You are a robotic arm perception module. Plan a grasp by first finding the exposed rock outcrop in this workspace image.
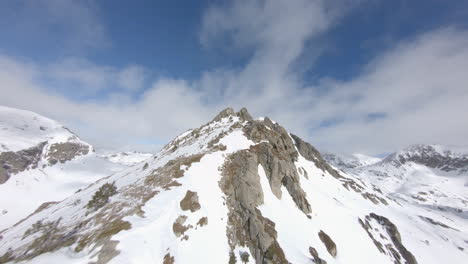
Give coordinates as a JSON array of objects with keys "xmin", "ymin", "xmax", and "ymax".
[
  {"xmin": 0, "ymin": 142, "xmax": 46, "ymax": 184},
  {"xmin": 219, "ymin": 112, "xmax": 322, "ymax": 263},
  {"xmin": 318, "ymin": 230, "xmax": 337, "ymax": 257},
  {"xmin": 243, "ymin": 120, "xmax": 312, "ymax": 215},
  {"xmin": 180, "ymin": 190, "xmax": 201, "ymax": 212},
  {"xmin": 221, "ymin": 150, "xmax": 288, "ymax": 263},
  {"xmin": 46, "ymin": 142, "xmax": 90, "ymax": 165},
  {"xmin": 212, "ymin": 107, "xmax": 253, "ymax": 123},
  {"xmin": 173, "ymin": 215, "xmax": 191, "ymax": 237},
  {"xmin": 163, "ymin": 253, "xmax": 175, "ymax": 264},
  {"xmin": 309, "ymin": 246, "xmax": 327, "ymax": 264}
]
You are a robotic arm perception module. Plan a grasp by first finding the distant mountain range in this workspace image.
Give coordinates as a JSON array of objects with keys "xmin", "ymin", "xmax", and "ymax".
[{"xmin": 0, "ymin": 106, "xmax": 466, "ymax": 264}]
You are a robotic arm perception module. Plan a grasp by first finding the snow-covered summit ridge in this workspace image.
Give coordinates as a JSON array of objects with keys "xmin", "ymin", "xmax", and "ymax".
[
  {"xmin": 0, "ymin": 105, "xmax": 89, "ymax": 152},
  {"xmin": 0, "ymin": 105, "xmax": 93, "ymax": 184}
]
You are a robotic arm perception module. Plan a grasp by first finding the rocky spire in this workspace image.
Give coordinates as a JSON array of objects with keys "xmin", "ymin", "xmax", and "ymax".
[
  {"xmin": 212, "ymin": 107, "xmax": 235, "ymax": 122},
  {"xmin": 211, "ymin": 107, "xmax": 253, "ymax": 122},
  {"xmin": 237, "ymin": 107, "xmax": 253, "ymax": 121}
]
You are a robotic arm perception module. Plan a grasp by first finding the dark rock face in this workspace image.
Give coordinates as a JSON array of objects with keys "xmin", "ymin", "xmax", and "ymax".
[
  {"xmin": 243, "ymin": 121, "xmax": 311, "ymax": 215},
  {"xmin": 318, "ymin": 230, "xmax": 337, "ymax": 257},
  {"xmin": 290, "ymin": 134, "xmax": 340, "ymax": 178},
  {"xmin": 309, "ymin": 246, "xmax": 327, "ymax": 264},
  {"xmin": 212, "ymin": 107, "xmax": 252, "ymax": 123},
  {"xmin": 179, "ymin": 190, "xmax": 201, "ymax": 212},
  {"xmin": 291, "ymin": 134, "xmax": 323, "ymax": 162},
  {"xmin": 163, "ymin": 253, "xmax": 175, "ymax": 264},
  {"xmin": 172, "ymin": 215, "xmax": 191, "ymax": 237},
  {"xmin": 0, "ymin": 142, "xmax": 46, "ymax": 184},
  {"xmin": 221, "ymin": 149, "xmax": 288, "ymax": 264},
  {"xmin": 0, "ymin": 141, "xmax": 90, "ymax": 184},
  {"xmin": 219, "ymin": 114, "xmax": 321, "ymax": 264},
  {"xmin": 46, "ymin": 142, "xmax": 90, "ymax": 165}
]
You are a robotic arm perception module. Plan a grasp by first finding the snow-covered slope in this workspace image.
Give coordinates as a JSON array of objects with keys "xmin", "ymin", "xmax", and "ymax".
[
  {"xmin": 0, "ymin": 108, "xmax": 466, "ymax": 264},
  {"xmin": 99, "ymin": 151, "xmax": 153, "ymax": 166},
  {"xmin": 0, "ymin": 106, "xmax": 126, "ymax": 230},
  {"xmin": 342, "ymin": 144, "xmax": 468, "ymax": 222}
]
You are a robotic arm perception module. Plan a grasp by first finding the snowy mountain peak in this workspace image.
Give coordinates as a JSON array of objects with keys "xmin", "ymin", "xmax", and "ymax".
[
  {"xmin": 0, "ymin": 106, "xmax": 93, "ymax": 184},
  {"xmin": 382, "ymin": 144, "xmax": 468, "ymax": 173},
  {"xmin": 0, "ymin": 106, "xmax": 88, "ymax": 152},
  {"xmin": 0, "ymin": 108, "xmax": 466, "ymax": 264}
]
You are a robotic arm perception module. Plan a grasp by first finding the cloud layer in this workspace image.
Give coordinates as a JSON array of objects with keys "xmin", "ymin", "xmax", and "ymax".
[{"xmin": 1, "ymin": 0, "xmax": 467, "ymax": 155}]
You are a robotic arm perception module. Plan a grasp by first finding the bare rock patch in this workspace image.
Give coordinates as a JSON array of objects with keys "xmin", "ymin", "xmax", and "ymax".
[
  {"xmin": 180, "ymin": 190, "xmax": 201, "ymax": 212},
  {"xmin": 318, "ymin": 230, "xmax": 337, "ymax": 257},
  {"xmin": 172, "ymin": 215, "xmax": 192, "ymax": 238}
]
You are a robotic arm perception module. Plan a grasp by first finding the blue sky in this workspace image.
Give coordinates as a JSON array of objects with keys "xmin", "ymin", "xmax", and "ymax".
[{"xmin": 1, "ymin": 0, "xmax": 468, "ymax": 154}]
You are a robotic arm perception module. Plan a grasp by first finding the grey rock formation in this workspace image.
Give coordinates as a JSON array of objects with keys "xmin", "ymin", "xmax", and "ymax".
[
  {"xmin": 238, "ymin": 107, "xmax": 253, "ymax": 121},
  {"xmin": 218, "ymin": 114, "xmax": 324, "ymax": 263},
  {"xmin": 220, "ymin": 149, "xmax": 288, "ymax": 263},
  {"xmin": 243, "ymin": 120, "xmax": 311, "ymax": 215},
  {"xmin": 46, "ymin": 142, "xmax": 90, "ymax": 165},
  {"xmin": 318, "ymin": 230, "xmax": 337, "ymax": 257},
  {"xmin": 0, "ymin": 141, "xmax": 90, "ymax": 184},
  {"xmin": 179, "ymin": 190, "xmax": 201, "ymax": 212},
  {"xmin": 309, "ymin": 246, "xmax": 327, "ymax": 264},
  {"xmin": 212, "ymin": 107, "xmax": 253, "ymax": 123},
  {"xmin": 0, "ymin": 142, "xmax": 46, "ymax": 184},
  {"xmin": 212, "ymin": 107, "xmax": 236, "ymax": 122}
]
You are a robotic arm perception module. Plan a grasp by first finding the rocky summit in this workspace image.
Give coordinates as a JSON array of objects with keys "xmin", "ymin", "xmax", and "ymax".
[{"xmin": 0, "ymin": 107, "xmax": 467, "ymax": 264}]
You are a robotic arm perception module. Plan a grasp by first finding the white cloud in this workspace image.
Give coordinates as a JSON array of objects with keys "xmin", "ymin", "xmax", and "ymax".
[
  {"xmin": 308, "ymin": 28, "xmax": 468, "ymax": 154},
  {"xmin": 0, "ymin": 1, "xmax": 467, "ymax": 156},
  {"xmin": 118, "ymin": 65, "xmax": 148, "ymax": 92},
  {"xmin": 47, "ymin": 58, "xmax": 149, "ymax": 95},
  {"xmin": 48, "ymin": 57, "xmax": 115, "ymax": 93}
]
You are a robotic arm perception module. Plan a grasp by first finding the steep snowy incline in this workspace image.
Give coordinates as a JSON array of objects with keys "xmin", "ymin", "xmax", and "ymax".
[
  {"xmin": 0, "ymin": 108, "xmax": 466, "ymax": 264},
  {"xmin": 0, "ymin": 106, "xmax": 126, "ymax": 230}
]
